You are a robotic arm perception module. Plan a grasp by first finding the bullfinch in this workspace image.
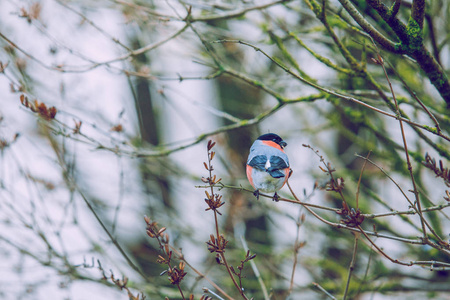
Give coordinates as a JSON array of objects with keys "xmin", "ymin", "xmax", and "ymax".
[{"xmin": 246, "ymin": 133, "xmax": 290, "ymax": 201}]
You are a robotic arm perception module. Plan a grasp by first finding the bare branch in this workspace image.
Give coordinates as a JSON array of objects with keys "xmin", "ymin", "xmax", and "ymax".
[
  {"xmin": 343, "ymin": 233, "xmax": 360, "ymax": 300},
  {"xmin": 214, "ymin": 40, "xmax": 450, "ymax": 143},
  {"xmin": 391, "ymin": 0, "xmax": 402, "ymax": 19},
  {"xmin": 411, "ymin": 0, "xmax": 426, "ymax": 29},
  {"xmin": 337, "ymin": 0, "xmax": 402, "ymax": 52}
]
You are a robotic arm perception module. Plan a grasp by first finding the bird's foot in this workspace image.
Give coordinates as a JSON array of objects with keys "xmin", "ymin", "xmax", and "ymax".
[
  {"xmin": 253, "ymin": 189, "xmax": 260, "ymax": 200},
  {"xmin": 273, "ymin": 192, "xmax": 280, "ymax": 202}
]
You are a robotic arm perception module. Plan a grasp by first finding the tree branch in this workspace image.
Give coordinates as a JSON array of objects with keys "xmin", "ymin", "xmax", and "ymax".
[
  {"xmin": 364, "ymin": 0, "xmax": 450, "ymax": 106},
  {"xmin": 391, "ymin": 0, "xmax": 402, "ymax": 19},
  {"xmin": 337, "ymin": 0, "xmax": 402, "ymax": 53},
  {"xmin": 411, "ymin": 0, "xmax": 426, "ymax": 29}
]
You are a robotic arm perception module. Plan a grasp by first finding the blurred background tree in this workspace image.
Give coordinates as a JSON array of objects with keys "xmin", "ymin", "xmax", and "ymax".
[{"xmin": 0, "ymin": 0, "xmax": 449, "ymax": 299}]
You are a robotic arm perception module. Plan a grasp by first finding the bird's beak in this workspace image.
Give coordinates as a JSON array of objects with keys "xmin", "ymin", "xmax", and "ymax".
[{"xmin": 280, "ymin": 141, "xmax": 287, "ymax": 148}]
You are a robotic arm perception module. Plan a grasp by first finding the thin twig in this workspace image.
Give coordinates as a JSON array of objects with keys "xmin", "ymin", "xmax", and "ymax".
[
  {"xmin": 111, "ymin": 156, "xmax": 124, "ymax": 235},
  {"xmin": 343, "ymin": 233, "xmax": 360, "ymax": 300},
  {"xmin": 77, "ymin": 189, "xmax": 148, "ymax": 280},
  {"xmin": 356, "ymin": 246, "xmax": 374, "ymax": 297},
  {"xmin": 372, "ymin": 45, "xmax": 428, "ymax": 240},
  {"xmin": 357, "ymin": 225, "xmax": 412, "ymax": 266},
  {"xmin": 355, "ymin": 151, "xmax": 371, "ymax": 208},
  {"xmin": 354, "ymin": 154, "xmax": 413, "ymax": 205},
  {"xmin": 410, "ymin": 261, "xmax": 450, "ymax": 268},
  {"xmin": 284, "ymin": 185, "xmax": 317, "ymax": 296},
  {"xmin": 55, "ymin": 0, "xmax": 131, "ymax": 50},
  {"xmin": 115, "ymin": 0, "xmax": 291, "ymax": 23},
  {"xmin": 240, "ymin": 236, "xmax": 270, "ymax": 300},
  {"xmin": 192, "ymin": 0, "xmax": 291, "ymax": 22},
  {"xmin": 0, "ymin": 23, "xmax": 189, "ymax": 73},
  {"xmin": 203, "ymin": 288, "xmax": 225, "ymax": 300},
  {"xmin": 312, "ymin": 282, "xmax": 337, "ymax": 299},
  {"xmin": 363, "ymin": 203, "xmax": 450, "ymax": 219},
  {"xmin": 386, "ymin": 59, "xmax": 441, "ymax": 133},
  {"xmin": 288, "ymin": 207, "xmax": 303, "ymax": 296}
]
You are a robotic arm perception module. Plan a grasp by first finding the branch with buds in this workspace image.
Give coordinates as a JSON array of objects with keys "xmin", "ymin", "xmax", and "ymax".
[
  {"xmin": 144, "ymin": 216, "xmax": 188, "ymax": 299},
  {"xmin": 20, "ymin": 94, "xmax": 57, "ymax": 120},
  {"xmin": 201, "ymin": 140, "xmax": 250, "ymax": 300}
]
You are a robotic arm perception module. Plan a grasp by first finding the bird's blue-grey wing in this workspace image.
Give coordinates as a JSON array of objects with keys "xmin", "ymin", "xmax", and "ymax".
[
  {"xmin": 247, "ymin": 155, "xmax": 267, "ymax": 171},
  {"xmin": 267, "ymin": 156, "xmax": 289, "ymax": 178}
]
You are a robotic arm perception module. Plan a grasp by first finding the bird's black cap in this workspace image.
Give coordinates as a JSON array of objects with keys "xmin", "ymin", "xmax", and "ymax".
[{"xmin": 257, "ymin": 133, "xmax": 287, "ymax": 148}]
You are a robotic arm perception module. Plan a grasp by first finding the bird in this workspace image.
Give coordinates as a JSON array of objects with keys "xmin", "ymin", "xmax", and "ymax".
[{"xmin": 246, "ymin": 133, "xmax": 290, "ymax": 201}]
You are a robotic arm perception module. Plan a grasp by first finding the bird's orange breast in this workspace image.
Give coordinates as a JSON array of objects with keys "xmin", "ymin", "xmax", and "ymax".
[{"xmin": 246, "ymin": 165, "xmax": 255, "ymax": 189}]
